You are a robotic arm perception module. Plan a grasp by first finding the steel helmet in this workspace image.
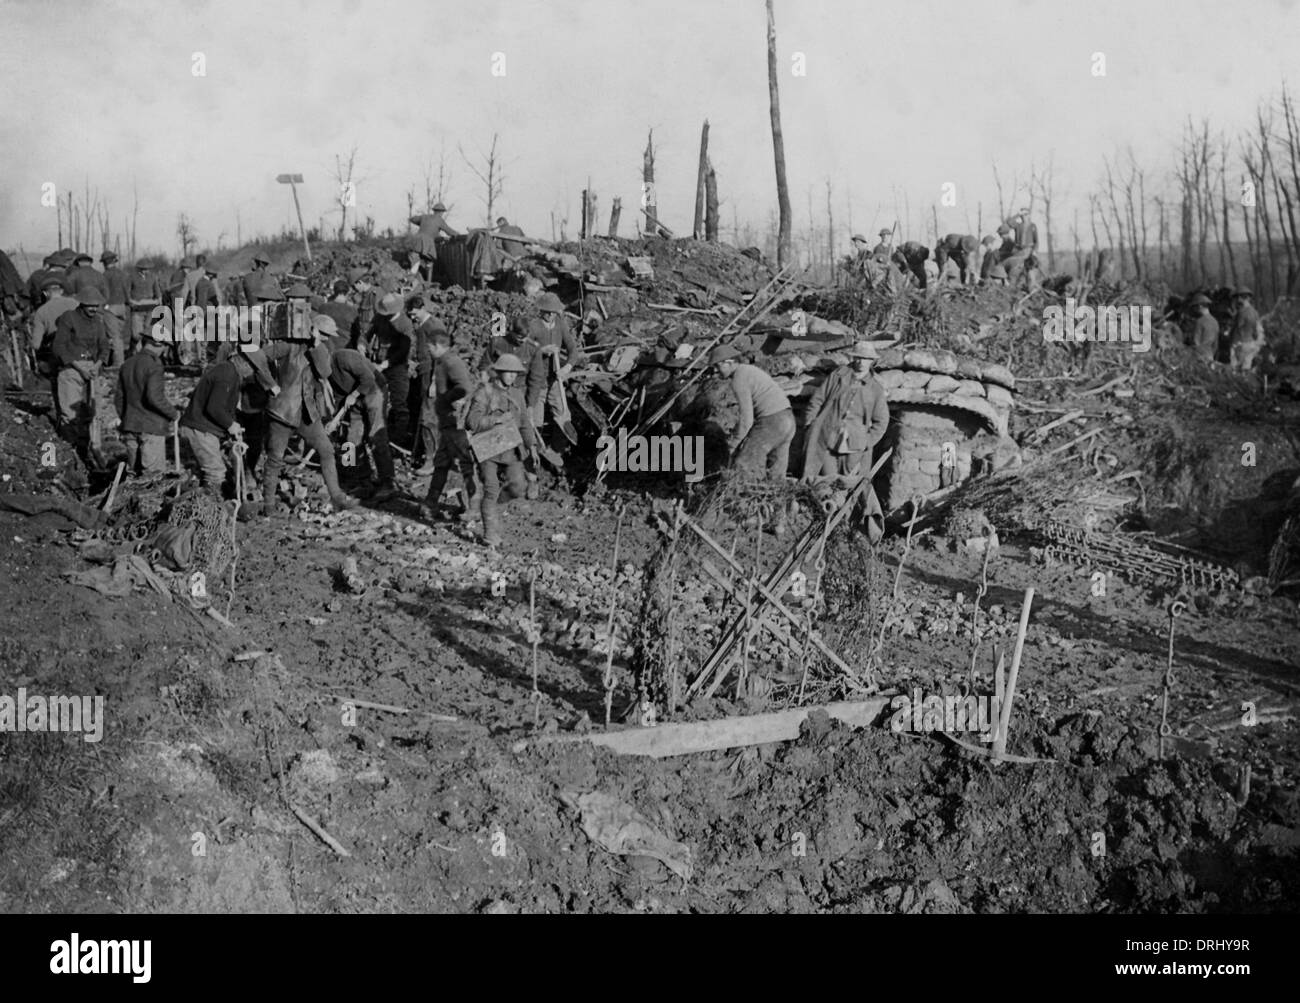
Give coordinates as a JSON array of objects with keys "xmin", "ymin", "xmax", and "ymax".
[{"xmin": 493, "ymin": 353, "xmax": 527, "ymax": 373}]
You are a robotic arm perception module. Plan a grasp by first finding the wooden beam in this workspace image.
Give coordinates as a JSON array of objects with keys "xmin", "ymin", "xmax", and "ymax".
[{"xmin": 529, "ymin": 698, "xmax": 892, "ymax": 758}]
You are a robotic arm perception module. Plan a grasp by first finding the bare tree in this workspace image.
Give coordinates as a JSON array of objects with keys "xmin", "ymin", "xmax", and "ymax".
[
  {"xmin": 176, "ymin": 214, "xmax": 197, "ymax": 258},
  {"xmin": 459, "ymin": 133, "xmax": 505, "ymax": 226},
  {"xmin": 643, "ymin": 129, "xmax": 659, "ymax": 233},
  {"xmin": 694, "ymin": 119, "xmax": 710, "ymax": 239},
  {"xmin": 766, "ymin": 0, "xmax": 792, "ymax": 268},
  {"xmin": 1032, "ymin": 153, "xmax": 1057, "ymax": 270},
  {"xmin": 334, "ymin": 144, "xmax": 359, "ymax": 242},
  {"xmin": 705, "ymin": 163, "xmax": 719, "ymax": 242}
]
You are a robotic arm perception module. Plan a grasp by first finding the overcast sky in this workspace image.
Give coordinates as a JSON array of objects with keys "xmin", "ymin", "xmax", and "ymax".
[{"xmin": 2, "ymin": 0, "xmax": 1296, "ymax": 259}]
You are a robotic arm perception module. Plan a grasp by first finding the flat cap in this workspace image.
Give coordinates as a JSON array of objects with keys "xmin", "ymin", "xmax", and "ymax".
[
  {"xmin": 878, "ymin": 228, "xmax": 892, "ymax": 236},
  {"xmin": 41, "ymin": 275, "xmax": 67, "ymax": 290},
  {"xmin": 851, "ymin": 234, "xmax": 868, "ymax": 243},
  {"xmin": 311, "ymin": 314, "xmax": 339, "ymax": 337},
  {"xmin": 375, "ymin": 292, "xmax": 403, "ymax": 316},
  {"xmin": 100, "ymin": 251, "xmax": 118, "ymax": 263}
]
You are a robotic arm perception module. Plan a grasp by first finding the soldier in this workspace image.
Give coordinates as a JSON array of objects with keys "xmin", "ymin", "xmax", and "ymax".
[
  {"xmin": 182, "ymin": 254, "xmax": 208, "ymax": 305},
  {"xmin": 180, "ymin": 347, "xmax": 278, "ymax": 495},
  {"xmin": 421, "ymin": 329, "xmax": 479, "ymax": 521},
  {"xmin": 801, "ymin": 342, "xmax": 890, "ymax": 480},
  {"xmin": 1228, "ymin": 288, "xmax": 1266, "ymax": 371},
  {"xmin": 50, "ymin": 288, "xmax": 112, "ymax": 441},
  {"xmin": 25, "ymin": 253, "xmax": 66, "ymax": 311},
  {"xmin": 193, "ymin": 264, "xmax": 223, "ymax": 309},
  {"xmin": 242, "ymin": 252, "xmax": 282, "ymax": 306},
  {"xmin": 366, "ymin": 292, "xmax": 414, "ymax": 448},
  {"xmin": 525, "ymin": 292, "xmax": 580, "ymax": 437},
  {"xmin": 871, "ymin": 227, "xmax": 894, "ymax": 260},
  {"xmin": 1186, "ymin": 293, "xmax": 1219, "ymax": 362},
  {"xmin": 892, "ymin": 241, "xmax": 930, "ymax": 288},
  {"xmin": 1008, "ymin": 208, "xmax": 1039, "ymax": 254},
  {"xmin": 800, "ymin": 341, "xmax": 890, "ymax": 541},
  {"xmin": 465, "ymin": 354, "xmax": 536, "ymax": 548},
  {"xmin": 114, "ymin": 325, "xmax": 178, "ymax": 475},
  {"xmin": 406, "ymin": 294, "xmax": 446, "ymax": 473},
  {"xmin": 495, "ymin": 216, "xmax": 527, "ymax": 260},
  {"xmin": 260, "ymin": 318, "xmax": 361, "ymax": 516},
  {"xmin": 408, "ymin": 201, "xmax": 461, "ymax": 279},
  {"xmin": 64, "ymin": 253, "xmax": 108, "ymax": 300},
  {"xmin": 708, "ymin": 344, "xmax": 795, "ymax": 479},
  {"xmin": 480, "ymin": 314, "xmax": 537, "ymax": 374},
  {"xmin": 348, "ymin": 268, "xmax": 377, "ymax": 340},
  {"xmin": 127, "ymin": 260, "xmax": 163, "ymax": 354},
  {"xmin": 29, "ymin": 276, "xmax": 79, "ymax": 373},
  {"xmin": 934, "ymin": 234, "xmax": 979, "ymax": 285},
  {"xmin": 329, "ymin": 330, "xmax": 396, "ymax": 503},
  {"xmin": 317, "ymin": 279, "xmax": 359, "ymax": 347},
  {"xmin": 100, "ymin": 251, "xmax": 130, "ymax": 365}
]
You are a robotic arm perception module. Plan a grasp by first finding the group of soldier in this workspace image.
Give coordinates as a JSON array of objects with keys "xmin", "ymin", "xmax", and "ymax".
[
  {"xmin": 12, "ymin": 225, "xmax": 583, "ymax": 549},
  {"xmin": 846, "ymin": 208, "xmax": 1042, "ymax": 292}
]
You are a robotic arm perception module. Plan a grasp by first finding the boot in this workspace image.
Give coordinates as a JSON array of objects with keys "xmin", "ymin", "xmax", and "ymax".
[
  {"xmin": 370, "ymin": 481, "xmax": 397, "ymax": 504},
  {"xmin": 480, "ymin": 497, "xmax": 502, "ymax": 547},
  {"xmin": 261, "ymin": 475, "xmax": 281, "ymax": 519},
  {"xmin": 330, "ymin": 492, "xmax": 362, "ymax": 512}
]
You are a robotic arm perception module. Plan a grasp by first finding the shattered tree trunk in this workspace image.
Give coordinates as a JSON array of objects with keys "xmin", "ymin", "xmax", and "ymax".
[
  {"xmin": 694, "ymin": 120, "xmax": 710, "ymax": 239},
  {"xmin": 643, "ymin": 130, "xmax": 659, "ymax": 234},
  {"xmin": 766, "ymin": 0, "xmax": 792, "ymax": 268},
  {"xmin": 705, "ymin": 164, "xmax": 719, "ymax": 242},
  {"xmin": 609, "ymin": 196, "xmax": 622, "ymax": 237},
  {"xmin": 581, "ymin": 189, "xmax": 590, "ymax": 239}
]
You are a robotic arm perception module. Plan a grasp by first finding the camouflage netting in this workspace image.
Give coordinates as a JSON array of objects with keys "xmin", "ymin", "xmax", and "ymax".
[{"xmin": 632, "ymin": 470, "xmax": 880, "ymax": 718}]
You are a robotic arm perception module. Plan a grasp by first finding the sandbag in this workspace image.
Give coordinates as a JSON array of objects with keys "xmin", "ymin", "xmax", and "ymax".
[
  {"xmin": 985, "ymin": 384, "xmax": 1015, "ymax": 408},
  {"xmin": 873, "ymin": 369, "xmax": 906, "ymax": 389},
  {"xmin": 980, "ymin": 362, "xmax": 1016, "ymax": 390},
  {"xmin": 901, "ymin": 370, "xmax": 932, "ymax": 389},
  {"xmin": 925, "ymin": 374, "xmax": 960, "ymax": 394},
  {"xmin": 903, "ymin": 349, "xmax": 939, "ymax": 372},
  {"xmin": 952, "ymin": 380, "xmax": 986, "ymax": 397}
]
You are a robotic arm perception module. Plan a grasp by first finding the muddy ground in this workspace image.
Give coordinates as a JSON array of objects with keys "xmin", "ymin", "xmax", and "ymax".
[{"xmin": 2, "ymin": 393, "xmax": 1297, "ymax": 912}]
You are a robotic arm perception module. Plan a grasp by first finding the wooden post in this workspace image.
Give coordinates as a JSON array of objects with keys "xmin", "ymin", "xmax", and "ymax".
[
  {"xmin": 694, "ymin": 119, "xmax": 710, "ymax": 239},
  {"xmin": 277, "ymin": 173, "xmax": 311, "ymax": 262},
  {"xmin": 993, "ymin": 588, "xmax": 1034, "ymax": 762},
  {"xmin": 608, "ymin": 196, "xmax": 622, "ymax": 238}
]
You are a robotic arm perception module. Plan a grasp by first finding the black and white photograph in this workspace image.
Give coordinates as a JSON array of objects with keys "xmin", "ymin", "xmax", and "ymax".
[{"xmin": 0, "ymin": 0, "xmax": 1296, "ymax": 954}]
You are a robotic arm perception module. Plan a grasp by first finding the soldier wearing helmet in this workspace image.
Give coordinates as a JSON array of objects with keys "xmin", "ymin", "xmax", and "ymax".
[{"xmin": 464, "ymin": 352, "xmax": 538, "ymax": 548}]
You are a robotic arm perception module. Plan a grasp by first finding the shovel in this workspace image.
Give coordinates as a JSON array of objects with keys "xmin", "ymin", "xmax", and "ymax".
[{"xmin": 550, "ymin": 352, "xmax": 578, "ymax": 445}]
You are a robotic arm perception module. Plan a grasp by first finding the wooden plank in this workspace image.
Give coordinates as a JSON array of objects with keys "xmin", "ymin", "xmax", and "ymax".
[{"xmin": 531, "ymin": 698, "xmax": 892, "ymax": 758}]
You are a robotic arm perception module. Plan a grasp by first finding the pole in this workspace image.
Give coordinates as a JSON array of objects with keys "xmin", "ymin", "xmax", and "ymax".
[{"xmin": 290, "ymin": 180, "xmax": 311, "ymax": 261}]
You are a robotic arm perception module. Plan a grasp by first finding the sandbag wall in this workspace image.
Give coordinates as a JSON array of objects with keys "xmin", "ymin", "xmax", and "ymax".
[{"xmin": 871, "ymin": 348, "xmax": 1017, "ymax": 512}]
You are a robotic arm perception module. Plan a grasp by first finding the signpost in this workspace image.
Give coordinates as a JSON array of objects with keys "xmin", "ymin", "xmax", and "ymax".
[{"xmin": 276, "ymin": 173, "xmax": 312, "ymax": 262}]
